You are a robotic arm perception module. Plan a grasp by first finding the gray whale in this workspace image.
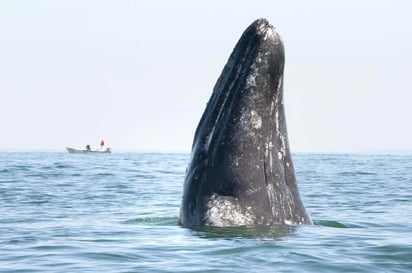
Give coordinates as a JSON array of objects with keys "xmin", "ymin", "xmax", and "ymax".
[{"xmin": 180, "ymin": 18, "xmax": 311, "ymax": 227}]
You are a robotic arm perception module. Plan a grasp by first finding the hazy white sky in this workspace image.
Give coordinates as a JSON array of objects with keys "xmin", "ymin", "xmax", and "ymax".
[{"xmin": 1, "ymin": 0, "xmax": 411, "ymax": 152}]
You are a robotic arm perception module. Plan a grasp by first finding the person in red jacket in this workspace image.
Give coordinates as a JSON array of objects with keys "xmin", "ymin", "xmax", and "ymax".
[{"xmin": 100, "ymin": 140, "xmax": 105, "ymax": 150}]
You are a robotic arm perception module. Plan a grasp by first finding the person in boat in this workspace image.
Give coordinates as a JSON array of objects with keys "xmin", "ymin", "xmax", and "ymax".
[
  {"xmin": 86, "ymin": 144, "xmax": 91, "ymax": 151},
  {"xmin": 100, "ymin": 140, "xmax": 105, "ymax": 150}
]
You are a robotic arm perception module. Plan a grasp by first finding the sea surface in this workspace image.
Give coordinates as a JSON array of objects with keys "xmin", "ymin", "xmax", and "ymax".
[{"xmin": 0, "ymin": 152, "xmax": 411, "ymax": 272}]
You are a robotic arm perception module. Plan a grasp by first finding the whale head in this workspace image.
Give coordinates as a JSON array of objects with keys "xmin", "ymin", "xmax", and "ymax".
[{"xmin": 180, "ymin": 19, "xmax": 311, "ymax": 227}]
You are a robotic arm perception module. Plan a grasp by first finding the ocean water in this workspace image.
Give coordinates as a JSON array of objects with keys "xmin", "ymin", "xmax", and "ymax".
[{"xmin": 0, "ymin": 152, "xmax": 411, "ymax": 272}]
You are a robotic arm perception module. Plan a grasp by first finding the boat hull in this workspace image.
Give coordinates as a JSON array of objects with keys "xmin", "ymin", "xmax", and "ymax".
[{"xmin": 66, "ymin": 147, "xmax": 112, "ymax": 154}]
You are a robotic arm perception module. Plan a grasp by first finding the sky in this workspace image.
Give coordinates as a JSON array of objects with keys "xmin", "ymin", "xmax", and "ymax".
[{"xmin": 0, "ymin": 0, "xmax": 411, "ymax": 153}]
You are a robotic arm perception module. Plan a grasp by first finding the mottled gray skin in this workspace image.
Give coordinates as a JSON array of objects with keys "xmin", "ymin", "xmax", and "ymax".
[{"xmin": 180, "ymin": 19, "xmax": 311, "ymax": 227}]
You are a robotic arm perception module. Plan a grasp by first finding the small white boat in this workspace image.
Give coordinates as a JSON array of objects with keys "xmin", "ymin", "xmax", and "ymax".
[{"xmin": 66, "ymin": 147, "xmax": 112, "ymax": 154}]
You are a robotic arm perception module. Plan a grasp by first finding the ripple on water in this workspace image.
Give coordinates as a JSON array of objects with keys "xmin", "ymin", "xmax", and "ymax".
[{"xmin": 0, "ymin": 152, "xmax": 411, "ymax": 273}]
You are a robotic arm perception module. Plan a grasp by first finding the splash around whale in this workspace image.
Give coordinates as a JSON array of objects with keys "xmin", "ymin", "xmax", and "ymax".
[{"xmin": 179, "ymin": 18, "xmax": 312, "ymax": 227}]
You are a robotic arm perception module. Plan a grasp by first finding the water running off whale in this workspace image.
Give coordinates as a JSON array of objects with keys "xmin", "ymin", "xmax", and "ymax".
[{"xmin": 179, "ymin": 18, "xmax": 311, "ymax": 227}]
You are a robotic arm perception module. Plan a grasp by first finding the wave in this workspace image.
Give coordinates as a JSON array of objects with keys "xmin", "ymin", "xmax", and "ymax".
[{"xmin": 337, "ymin": 171, "xmax": 377, "ymax": 176}]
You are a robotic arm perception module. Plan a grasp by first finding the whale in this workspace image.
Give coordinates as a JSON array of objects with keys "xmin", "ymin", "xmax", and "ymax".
[{"xmin": 179, "ymin": 18, "xmax": 311, "ymax": 227}]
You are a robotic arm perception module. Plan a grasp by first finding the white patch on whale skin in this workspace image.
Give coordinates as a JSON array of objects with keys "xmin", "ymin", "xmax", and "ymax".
[
  {"xmin": 250, "ymin": 110, "xmax": 262, "ymax": 129},
  {"xmin": 264, "ymin": 141, "xmax": 274, "ymax": 169},
  {"xmin": 270, "ymin": 100, "xmax": 275, "ymax": 116},
  {"xmin": 278, "ymin": 151, "xmax": 283, "ymax": 160},
  {"xmin": 246, "ymin": 74, "xmax": 257, "ymax": 87},
  {"xmin": 274, "ymin": 77, "xmax": 283, "ymax": 136},
  {"xmin": 256, "ymin": 20, "xmax": 278, "ymax": 41},
  {"xmin": 263, "ymin": 26, "xmax": 277, "ymax": 41},
  {"xmin": 283, "ymin": 217, "xmax": 306, "ymax": 226},
  {"xmin": 235, "ymin": 157, "xmax": 239, "ymax": 167},
  {"xmin": 205, "ymin": 194, "xmax": 254, "ymax": 226}
]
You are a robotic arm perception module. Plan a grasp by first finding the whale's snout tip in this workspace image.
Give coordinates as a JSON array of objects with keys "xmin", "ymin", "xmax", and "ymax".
[
  {"xmin": 254, "ymin": 18, "xmax": 270, "ymax": 26},
  {"xmin": 251, "ymin": 18, "xmax": 279, "ymax": 41}
]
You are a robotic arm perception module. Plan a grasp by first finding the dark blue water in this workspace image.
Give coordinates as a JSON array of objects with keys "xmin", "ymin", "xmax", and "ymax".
[{"xmin": 0, "ymin": 152, "xmax": 411, "ymax": 272}]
